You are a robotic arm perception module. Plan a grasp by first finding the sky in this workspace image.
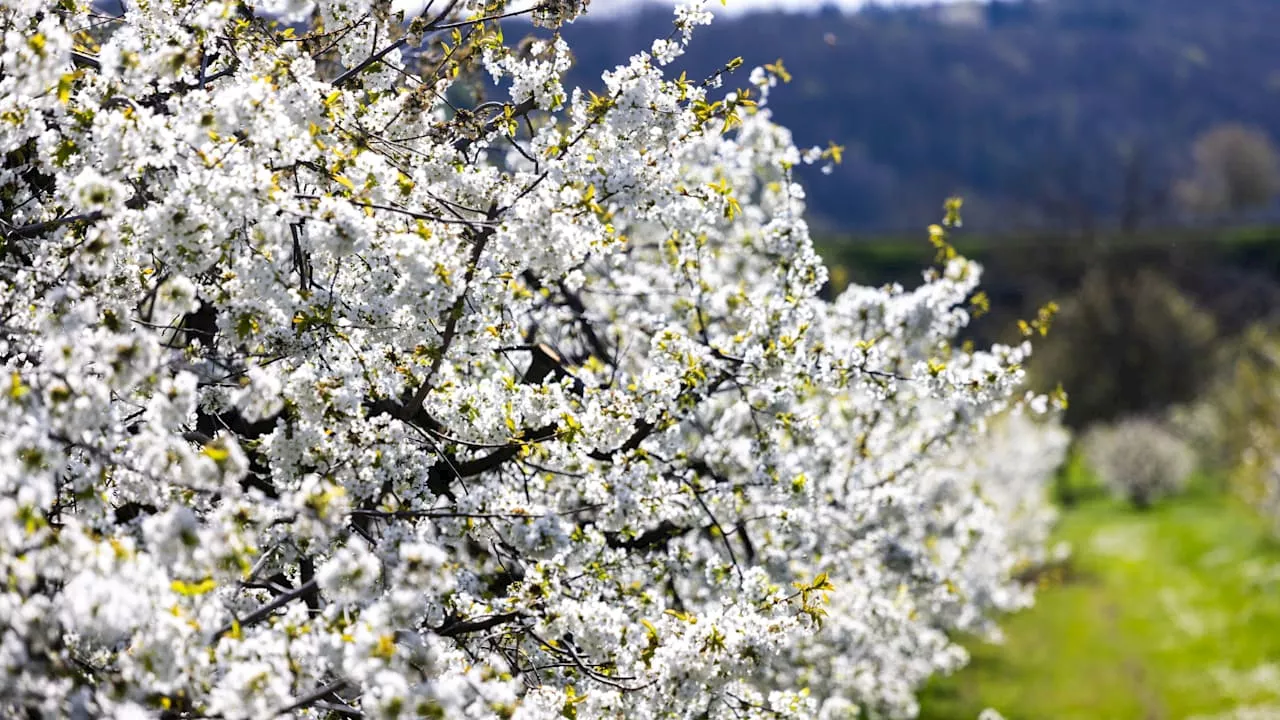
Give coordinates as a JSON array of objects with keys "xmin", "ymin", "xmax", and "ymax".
[
  {"xmin": 389, "ymin": 1, "xmax": 968, "ymax": 21},
  {"xmin": 582, "ymin": 0, "xmax": 963, "ymax": 18}
]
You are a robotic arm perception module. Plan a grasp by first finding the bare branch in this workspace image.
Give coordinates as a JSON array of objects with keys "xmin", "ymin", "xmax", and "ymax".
[
  {"xmin": 210, "ymin": 578, "xmax": 320, "ymax": 643},
  {"xmin": 434, "ymin": 610, "xmax": 526, "ymax": 637},
  {"xmin": 275, "ymin": 678, "xmax": 352, "ymax": 716},
  {"xmin": 3, "ymin": 212, "xmax": 103, "ymax": 241}
]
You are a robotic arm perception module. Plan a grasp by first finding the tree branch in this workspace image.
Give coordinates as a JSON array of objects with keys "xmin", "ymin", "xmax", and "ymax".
[
  {"xmin": 403, "ymin": 218, "xmax": 496, "ymax": 419},
  {"xmin": 211, "ymin": 578, "xmax": 320, "ymax": 643},
  {"xmin": 434, "ymin": 610, "xmax": 526, "ymax": 637},
  {"xmin": 275, "ymin": 678, "xmax": 352, "ymax": 716},
  {"xmin": 2, "ymin": 212, "xmax": 103, "ymax": 241}
]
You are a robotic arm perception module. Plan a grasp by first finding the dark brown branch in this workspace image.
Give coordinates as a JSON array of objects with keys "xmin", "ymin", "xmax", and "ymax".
[
  {"xmin": 603, "ymin": 520, "xmax": 690, "ymax": 551},
  {"xmin": 403, "ymin": 218, "xmax": 496, "ymax": 420},
  {"xmin": 2, "ymin": 211, "xmax": 103, "ymax": 241},
  {"xmin": 71, "ymin": 50, "xmax": 100, "ymax": 70},
  {"xmin": 451, "ymin": 422, "xmax": 558, "ymax": 476},
  {"xmin": 210, "ymin": 578, "xmax": 319, "ymax": 642},
  {"xmin": 520, "ymin": 271, "xmax": 613, "ymax": 367},
  {"xmin": 588, "ymin": 372, "xmax": 732, "ymax": 462},
  {"xmin": 274, "ymin": 678, "xmax": 352, "ymax": 716},
  {"xmin": 310, "ymin": 701, "xmax": 364, "ymax": 718},
  {"xmin": 299, "ymin": 555, "xmax": 321, "ymax": 614},
  {"xmin": 377, "ymin": 352, "xmax": 730, "ymax": 501},
  {"xmin": 736, "ymin": 522, "xmax": 757, "ymax": 563},
  {"xmin": 332, "ymin": 37, "xmax": 410, "ymax": 87},
  {"xmin": 689, "ymin": 486, "xmax": 743, "ymax": 582},
  {"xmin": 586, "ymin": 420, "xmax": 655, "ymax": 462},
  {"xmin": 557, "ymin": 279, "xmax": 613, "ymax": 365},
  {"xmin": 434, "ymin": 610, "xmax": 525, "ymax": 637}
]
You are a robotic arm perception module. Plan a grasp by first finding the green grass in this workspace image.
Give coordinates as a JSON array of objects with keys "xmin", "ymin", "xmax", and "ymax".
[{"xmin": 919, "ymin": 476, "xmax": 1280, "ymax": 720}]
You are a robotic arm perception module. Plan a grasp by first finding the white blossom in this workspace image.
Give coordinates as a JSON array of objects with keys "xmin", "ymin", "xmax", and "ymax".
[{"xmin": 0, "ymin": 2, "xmax": 1067, "ymax": 718}]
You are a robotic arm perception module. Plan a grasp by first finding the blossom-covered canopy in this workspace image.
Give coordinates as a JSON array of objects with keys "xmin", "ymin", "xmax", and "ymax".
[{"xmin": 0, "ymin": 1, "xmax": 1066, "ymax": 718}]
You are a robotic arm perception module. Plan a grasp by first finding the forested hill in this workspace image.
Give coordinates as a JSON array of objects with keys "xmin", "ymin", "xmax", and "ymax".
[{"xmin": 559, "ymin": 0, "xmax": 1280, "ymax": 233}]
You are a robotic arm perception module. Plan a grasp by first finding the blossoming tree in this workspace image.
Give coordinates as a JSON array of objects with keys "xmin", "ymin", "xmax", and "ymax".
[{"xmin": 0, "ymin": 0, "xmax": 1067, "ymax": 717}]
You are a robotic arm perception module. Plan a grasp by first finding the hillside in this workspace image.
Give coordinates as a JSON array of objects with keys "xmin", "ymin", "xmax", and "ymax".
[{"xmin": 561, "ymin": 0, "xmax": 1280, "ymax": 232}]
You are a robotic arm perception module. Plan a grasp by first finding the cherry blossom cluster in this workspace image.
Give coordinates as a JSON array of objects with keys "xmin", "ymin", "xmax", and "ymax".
[{"xmin": 0, "ymin": 1, "xmax": 1066, "ymax": 718}]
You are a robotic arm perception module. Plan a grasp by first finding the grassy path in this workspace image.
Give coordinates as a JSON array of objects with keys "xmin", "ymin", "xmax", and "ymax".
[{"xmin": 919, "ymin": 481, "xmax": 1280, "ymax": 720}]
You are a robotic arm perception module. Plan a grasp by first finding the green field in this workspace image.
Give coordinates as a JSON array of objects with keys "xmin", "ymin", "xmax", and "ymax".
[{"xmin": 918, "ymin": 471, "xmax": 1280, "ymax": 720}]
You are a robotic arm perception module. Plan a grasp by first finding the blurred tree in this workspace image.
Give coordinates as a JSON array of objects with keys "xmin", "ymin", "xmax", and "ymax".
[
  {"xmin": 1081, "ymin": 417, "xmax": 1195, "ymax": 509},
  {"xmin": 1173, "ymin": 324, "xmax": 1280, "ymax": 529},
  {"xmin": 1175, "ymin": 124, "xmax": 1280, "ymax": 217},
  {"xmin": 1029, "ymin": 268, "xmax": 1218, "ymax": 428}
]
